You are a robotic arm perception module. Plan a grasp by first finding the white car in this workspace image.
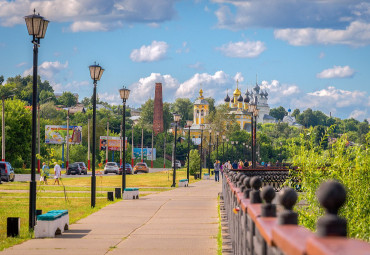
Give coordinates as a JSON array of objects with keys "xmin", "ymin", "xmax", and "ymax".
[
  {"xmin": 104, "ymin": 162, "xmax": 119, "ymax": 174},
  {"xmin": 172, "ymin": 160, "xmax": 181, "ymax": 168}
]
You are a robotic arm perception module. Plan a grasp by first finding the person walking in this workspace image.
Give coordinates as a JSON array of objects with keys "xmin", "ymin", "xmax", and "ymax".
[
  {"xmin": 53, "ymin": 162, "xmax": 61, "ymax": 185},
  {"xmin": 214, "ymin": 160, "xmax": 220, "ymax": 182},
  {"xmin": 232, "ymin": 160, "xmax": 238, "ymax": 169},
  {"xmin": 238, "ymin": 159, "xmax": 244, "ymax": 169},
  {"xmin": 244, "ymin": 159, "xmax": 249, "ymax": 168},
  {"xmin": 41, "ymin": 162, "xmax": 50, "ymax": 185}
]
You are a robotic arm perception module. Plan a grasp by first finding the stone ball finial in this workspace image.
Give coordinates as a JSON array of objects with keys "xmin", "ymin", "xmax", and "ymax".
[
  {"xmin": 262, "ymin": 186, "xmax": 275, "ymax": 204},
  {"xmin": 279, "ymin": 187, "xmax": 297, "ymax": 211},
  {"xmin": 250, "ymin": 177, "xmax": 262, "ymax": 204},
  {"xmin": 278, "ymin": 187, "xmax": 298, "ymax": 225},
  {"xmin": 243, "ymin": 177, "xmax": 251, "ymax": 198},
  {"xmin": 316, "ymin": 180, "xmax": 347, "ymax": 237},
  {"xmin": 238, "ymin": 175, "xmax": 246, "ymax": 189},
  {"xmin": 250, "ymin": 176, "xmax": 262, "ymax": 190},
  {"xmin": 317, "ymin": 180, "xmax": 346, "ymax": 215},
  {"xmin": 261, "ymin": 186, "xmax": 276, "ymax": 217}
]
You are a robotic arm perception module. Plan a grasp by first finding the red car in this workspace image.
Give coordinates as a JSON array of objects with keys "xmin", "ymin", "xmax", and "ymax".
[{"xmin": 118, "ymin": 163, "xmax": 133, "ymax": 175}]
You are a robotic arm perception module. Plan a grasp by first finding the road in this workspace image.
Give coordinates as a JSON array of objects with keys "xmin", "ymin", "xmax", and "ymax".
[{"xmin": 12, "ymin": 168, "xmax": 172, "ymax": 182}]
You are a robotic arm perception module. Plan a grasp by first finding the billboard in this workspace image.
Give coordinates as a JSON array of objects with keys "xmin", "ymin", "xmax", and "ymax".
[
  {"xmin": 100, "ymin": 136, "xmax": 127, "ymax": 151},
  {"xmin": 133, "ymin": 148, "xmax": 156, "ymax": 160},
  {"xmin": 45, "ymin": 125, "xmax": 82, "ymax": 144}
]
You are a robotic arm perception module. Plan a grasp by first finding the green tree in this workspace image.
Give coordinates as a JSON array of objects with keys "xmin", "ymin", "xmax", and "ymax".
[
  {"xmin": 39, "ymin": 90, "xmax": 56, "ymax": 104},
  {"xmin": 292, "ymin": 108, "xmax": 300, "ymax": 119},
  {"xmin": 138, "ymin": 99, "xmax": 154, "ymax": 126},
  {"xmin": 205, "ymin": 97, "xmax": 215, "ymax": 114},
  {"xmin": 270, "ymin": 106, "xmax": 287, "ymax": 120},
  {"xmin": 185, "ymin": 149, "xmax": 200, "ymax": 176},
  {"xmin": 171, "ymin": 98, "xmax": 193, "ymax": 126},
  {"xmin": 0, "ymin": 99, "xmax": 32, "ymax": 167},
  {"xmin": 57, "ymin": 91, "xmax": 77, "ymax": 107}
]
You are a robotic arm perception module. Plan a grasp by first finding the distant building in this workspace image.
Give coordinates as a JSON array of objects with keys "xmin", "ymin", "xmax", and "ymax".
[
  {"xmin": 224, "ymin": 81, "xmax": 276, "ymax": 131},
  {"xmin": 282, "ymin": 109, "xmax": 303, "ymax": 127}
]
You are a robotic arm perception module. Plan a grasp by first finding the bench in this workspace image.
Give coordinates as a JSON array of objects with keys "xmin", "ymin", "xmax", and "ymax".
[
  {"xmin": 34, "ymin": 210, "xmax": 69, "ymax": 238},
  {"xmin": 179, "ymin": 179, "xmax": 189, "ymax": 187},
  {"xmin": 203, "ymin": 173, "xmax": 210, "ymax": 180},
  {"xmin": 123, "ymin": 188, "xmax": 139, "ymax": 200}
]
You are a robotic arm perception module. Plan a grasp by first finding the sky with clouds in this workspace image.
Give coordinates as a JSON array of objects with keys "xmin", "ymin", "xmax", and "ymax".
[{"xmin": 0, "ymin": 0, "xmax": 369, "ymax": 121}]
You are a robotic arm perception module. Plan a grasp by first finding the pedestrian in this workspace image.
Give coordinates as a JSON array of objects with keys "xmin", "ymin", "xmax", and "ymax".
[
  {"xmin": 244, "ymin": 159, "xmax": 249, "ymax": 168},
  {"xmin": 53, "ymin": 162, "xmax": 61, "ymax": 185},
  {"xmin": 41, "ymin": 162, "xmax": 50, "ymax": 185},
  {"xmin": 232, "ymin": 160, "xmax": 238, "ymax": 169},
  {"xmin": 214, "ymin": 160, "xmax": 220, "ymax": 182},
  {"xmin": 238, "ymin": 159, "xmax": 244, "ymax": 169}
]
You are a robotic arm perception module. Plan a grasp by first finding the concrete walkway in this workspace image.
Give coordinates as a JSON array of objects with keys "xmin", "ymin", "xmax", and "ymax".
[{"xmin": 2, "ymin": 180, "xmax": 221, "ymax": 255}]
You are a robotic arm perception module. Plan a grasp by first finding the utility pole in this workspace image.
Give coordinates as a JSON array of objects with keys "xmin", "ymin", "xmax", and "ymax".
[
  {"xmin": 88, "ymin": 118, "xmax": 90, "ymax": 170},
  {"xmin": 66, "ymin": 110, "xmax": 69, "ymax": 169},
  {"xmin": 151, "ymin": 130, "xmax": 154, "ymax": 168},
  {"xmin": 141, "ymin": 128, "xmax": 144, "ymax": 162},
  {"xmin": 1, "ymin": 97, "xmax": 5, "ymax": 162},
  {"xmin": 131, "ymin": 127, "xmax": 134, "ymax": 167}
]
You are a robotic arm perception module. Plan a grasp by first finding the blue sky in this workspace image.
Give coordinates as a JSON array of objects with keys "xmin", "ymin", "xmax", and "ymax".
[{"xmin": 0, "ymin": 0, "xmax": 369, "ymax": 121}]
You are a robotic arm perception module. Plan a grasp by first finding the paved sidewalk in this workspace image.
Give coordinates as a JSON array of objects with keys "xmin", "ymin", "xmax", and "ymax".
[{"xmin": 2, "ymin": 180, "xmax": 221, "ymax": 255}]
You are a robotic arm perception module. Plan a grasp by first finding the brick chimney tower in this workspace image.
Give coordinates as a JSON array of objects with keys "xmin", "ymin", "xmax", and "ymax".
[{"xmin": 153, "ymin": 83, "xmax": 164, "ymax": 135}]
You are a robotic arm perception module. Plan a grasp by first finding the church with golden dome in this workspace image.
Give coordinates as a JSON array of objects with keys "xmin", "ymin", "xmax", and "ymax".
[{"xmin": 224, "ymin": 81, "xmax": 275, "ymax": 131}]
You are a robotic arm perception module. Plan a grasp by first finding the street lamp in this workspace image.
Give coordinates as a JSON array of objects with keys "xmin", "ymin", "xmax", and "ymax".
[
  {"xmin": 25, "ymin": 9, "xmax": 49, "ymax": 231},
  {"xmin": 231, "ymin": 141, "xmax": 234, "ymax": 161},
  {"xmin": 248, "ymin": 97, "xmax": 259, "ymax": 168},
  {"xmin": 242, "ymin": 142, "xmax": 246, "ymax": 159},
  {"xmin": 216, "ymin": 131, "xmax": 219, "ymax": 163},
  {"xmin": 186, "ymin": 120, "xmax": 193, "ymax": 181},
  {"xmin": 226, "ymin": 138, "xmax": 229, "ymax": 162},
  {"xmin": 89, "ymin": 62, "xmax": 104, "ymax": 207},
  {"xmin": 172, "ymin": 113, "xmax": 181, "ymax": 187},
  {"xmin": 200, "ymin": 124, "xmax": 204, "ymax": 179},
  {"xmin": 119, "ymin": 86, "xmax": 130, "ymax": 193},
  {"xmin": 222, "ymin": 135, "xmax": 226, "ymax": 162},
  {"xmin": 208, "ymin": 129, "xmax": 212, "ymax": 175}
]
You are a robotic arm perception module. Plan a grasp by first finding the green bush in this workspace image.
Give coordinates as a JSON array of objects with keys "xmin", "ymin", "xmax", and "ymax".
[
  {"xmin": 288, "ymin": 127, "xmax": 369, "ymax": 241},
  {"xmin": 185, "ymin": 149, "xmax": 200, "ymax": 176}
]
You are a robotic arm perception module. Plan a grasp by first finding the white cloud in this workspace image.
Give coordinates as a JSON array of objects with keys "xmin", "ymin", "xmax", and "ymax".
[
  {"xmin": 274, "ymin": 21, "xmax": 370, "ymax": 47},
  {"xmin": 217, "ymin": 40, "xmax": 266, "ymax": 58},
  {"xmin": 176, "ymin": 41, "xmax": 190, "ymax": 54},
  {"xmin": 16, "ymin": 62, "xmax": 27, "ymax": 68},
  {"xmin": 130, "ymin": 41, "xmax": 169, "ymax": 62},
  {"xmin": 234, "ymin": 72, "xmax": 244, "ymax": 83},
  {"xmin": 129, "ymin": 73, "xmax": 179, "ymax": 104},
  {"xmin": 98, "ymin": 92, "xmax": 121, "ymax": 106},
  {"xmin": 293, "ymin": 86, "xmax": 368, "ymax": 115},
  {"xmin": 23, "ymin": 61, "xmax": 68, "ymax": 81},
  {"xmin": 259, "ymin": 80, "xmax": 300, "ymax": 104},
  {"xmin": 175, "ymin": 71, "xmax": 230, "ymax": 99},
  {"xmin": 316, "ymin": 65, "xmax": 355, "ymax": 79},
  {"xmin": 188, "ymin": 62, "xmax": 205, "ymax": 70},
  {"xmin": 52, "ymin": 80, "xmax": 89, "ymax": 93},
  {"xmin": 0, "ymin": 0, "xmax": 177, "ymax": 30},
  {"xmin": 349, "ymin": 109, "xmax": 367, "ymax": 120},
  {"xmin": 70, "ymin": 21, "xmax": 108, "ymax": 32}
]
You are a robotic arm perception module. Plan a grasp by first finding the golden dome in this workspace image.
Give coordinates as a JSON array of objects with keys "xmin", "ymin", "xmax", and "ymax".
[
  {"xmin": 233, "ymin": 80, "xmax": 241, "ymax": 96},
  {"xmin": 199, "ymin": 88, "xmax": 204, "ymax": 99}
]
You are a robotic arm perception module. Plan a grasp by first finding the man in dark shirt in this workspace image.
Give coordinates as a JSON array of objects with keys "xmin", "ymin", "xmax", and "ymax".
[
  {"xmin": 232, "ymin": 160, "xmax": 238, "ymax": 169},
  {"xmin": 244, "ymin": 160, "xmax": 249, "ymax": 168}
]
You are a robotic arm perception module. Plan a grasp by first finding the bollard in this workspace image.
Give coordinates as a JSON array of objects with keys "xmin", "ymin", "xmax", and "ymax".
[
  {"xmin": 107, "ymin": 191, "xmax": 114, "ymax": 201},
  {"xmin": 115, "ymin": 188, "xmax": 122, "ymax": 199},
  {"xmin": 278, "ymin": 187, "xmax": 298, "ymax": 225},
  {"xmin": 7, "ymin": 217, "xmax": 20, "ymax": 237}
]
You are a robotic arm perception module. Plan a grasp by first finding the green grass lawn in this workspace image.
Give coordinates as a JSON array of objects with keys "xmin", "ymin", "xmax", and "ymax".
[{"xmin": 0, "ymin": 168, "xmax": 198, "ymax": 251}]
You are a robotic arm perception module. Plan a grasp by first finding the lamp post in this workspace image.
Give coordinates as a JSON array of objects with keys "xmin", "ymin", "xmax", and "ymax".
[
  {"xmin": 119, "ymin": 86, "xmax": 130, "ymax": 193},
  {"xmin": 200, "ymin": 124, "xmax": 204, "ymax": 179},
  {"xmin": 186, "ymin": 120, "xmax": 193, "ymax": 181},
  {"xmin": 89, "ymin": 63, "xmax": 104, "ymax": 208},
  {"xmin": 216, "ymin": 132, "xmax": 219, "ymax": 159},
  {"xmin": 248, "ymin": 97, "xmax": 258, "ymax": 168},
  {"xmin": 242, "ymin": 142, "xmax": 246, "ymax": 159},
  {"xmin": 226, "ymin": 138, "xmax": 229, "ymax": 161},
  {"xmin": 172, "ymin": 113, "xmax": 181, "ymax": 187},
  {"xmin": 222, "ymin": 135, "xmax": 226, "ymax": 163},
  {"xmin": 25, "ymin": 10, "xmax": 49, "ymax": 230},
  {"xmin": 208, "ymin": 129, "xmax": 212, "ymax": 175},
  {"xmin": 235, "ymin": 141, "xmax": 239, "ymax": 160},
  {"xmin": 231, "ymin": 141, "xmax": 234, "ymax": 161}
]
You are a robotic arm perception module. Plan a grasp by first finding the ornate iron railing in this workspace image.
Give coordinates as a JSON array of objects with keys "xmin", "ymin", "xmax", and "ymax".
[{"xmin": 221, "ymin": 169, "xmax": 370, "ymax": 255}]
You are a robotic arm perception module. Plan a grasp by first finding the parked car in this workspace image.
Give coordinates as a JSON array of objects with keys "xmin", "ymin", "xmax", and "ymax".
[
  {"xmin": 0, "ymin": 161, "xmax": 15, "ymax": 182},
  {"xmin": 118, "ymin": 163, "xmax": 133, "ymax": 175},
  {"xmin": 104, "ymin": 162, "xmax": 119, "ymax": 174},
  {"xmin": 172, "ymin": 160, "xmax": 181, "ymax": 168},
  {"xmin": 133, "ymin": 162, "xmax": 149, "ymax": 174},
  {"xmin": 75, "ymin": 162, "xmax": 87, "ymax": 175},
  {"xmin": 67, "ymin": 163, "xmax": 82, "ymax": 175}
]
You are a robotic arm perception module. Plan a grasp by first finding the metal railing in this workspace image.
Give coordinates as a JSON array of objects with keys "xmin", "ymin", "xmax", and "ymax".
[{"xmin": 221, "ymin": 169, "xmax": 370, "ymax": 255}]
